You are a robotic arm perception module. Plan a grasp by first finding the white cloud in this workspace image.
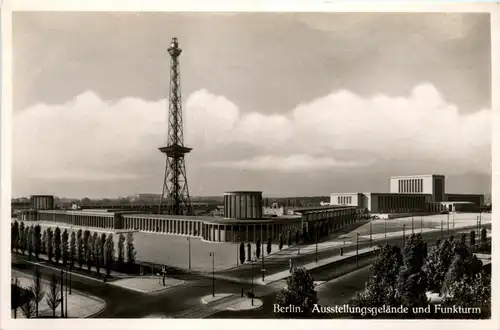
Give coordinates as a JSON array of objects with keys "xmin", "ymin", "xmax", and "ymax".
[
  {"xmin": 208, "ymin": 155, "xmax": 376, "ymax": 172},
  {"xmin": 13, "ymin": 83, "xmax": 491, "ymax": 187}
]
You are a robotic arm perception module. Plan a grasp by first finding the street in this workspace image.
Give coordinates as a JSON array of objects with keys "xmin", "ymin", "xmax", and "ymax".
[{"xmin": 11, "ymin": 222, "xmax": 490, "ymax": 318}]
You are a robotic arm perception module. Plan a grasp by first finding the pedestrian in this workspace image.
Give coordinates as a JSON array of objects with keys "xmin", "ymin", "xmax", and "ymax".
[{"xmin": 162, "ymin": 274, "xmax": 165, "ymax": 286}]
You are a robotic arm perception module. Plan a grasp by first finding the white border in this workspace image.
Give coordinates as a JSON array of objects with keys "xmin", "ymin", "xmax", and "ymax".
[{"xmin": 1, "ymin": 1, "xmax": 499, "ymax": 330}]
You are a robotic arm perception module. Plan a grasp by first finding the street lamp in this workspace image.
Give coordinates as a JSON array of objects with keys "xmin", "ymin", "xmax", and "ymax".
[
  {"xmin": 251, "ymin": 252, "xmax": 256, "ymax": 306},
  {"xmin": 420, "ymin": 216, "xmax": 423, "ymax": 234},
  {"xmin": 402, "ymin": 224, "xmax": 406, "ymax": 247},
  {"xmin": 315, "ymin": 223, "xmax": 319, "ymax": 263},
  {"xmin": 187, "ymin": 237, "xmax": 191, "ymax": 270},
  {"xmin": 356, "ymin": 232, "xmax": 360, "ymax": 268},
  {"xmin": 384, "ymin": 218, "xmax": 387, "ymax": 242},
  {"xmin": 261, "ymin": 239, "xmax": 265, "ymax": 282},
  {"xmin": 411, "ymin": 218, "xmax": 414, "ymax": 234},
  {"xmin": 369, "ymin": 220, "xmax": 373, "ymax": 247},
  {"xmin": 452, "ymin": 211, "xmax": 455, "ymax": 229},
  {"xmin": 441, "ymin": 219, "xmax": 444, "ymax": 239},
  {"xmin": 447, "ymin": 213, "xmax": 450, "ymax": 235},
  {"xmin": 209, "ymin": 252, "xmax": 215, "ymax": 297},
  {"xmin": 60, "ymin": 269, "xmax": 64, "ymax": 318}
]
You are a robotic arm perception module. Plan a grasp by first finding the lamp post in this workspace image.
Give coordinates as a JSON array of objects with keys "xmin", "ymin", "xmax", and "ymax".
[
  {"xmin": 441, "ymin": 219, "xmax": 444, "ymax": 239},
  {"xmin": 447, "ymin": 213, "xmax": 450, "ymax": 235},
  {"xmin": 69, "ymin": 265, "xmax": 72, "ymax": 295},
  {"xmin": 411, "ymin": 218, "xmax": 414, "ymax": 234},
  {"xmin": 402, "ymin": 224, "xmax": 406, "ymax": 247},
  {"xmin": 452, "ymin": 211, "xmax": 455, "ymax": 229},
  {"xmin": 369, "ymin": 220, "xmax": 373, "ymax": 247},
  {"xmin": 261, "ymin": 239, "xmax": 265, "ymax": 282},
  {"xmin": 420, "ymin": 216, "xmax": 423, "ymax": 234},
  {"xmin": 236, "ymin": 236, "xmax": 240, "ymax": 266},
  {"xmin": 315, "ymin": 224, "xmax": 319, "ymax": 263},
  {"xmin": 209, "ymin": 252, "xmax": 215, "ymax": 297},
  {"xmin": 187, "ymin": 237, "xmax": 191, "ymax": 270},
  {"xmin": 384, "ymin": 218, "xmax": 387, "ymax": 242},
  {"xmin": 356, "ymin": 232, "xmax": 360, "ymax": 268},
  {"xmin": 65, "ymin": 271, "xmax": 68, "ymax": 318},
  {"xmin": 251, "ymin": 252, "xmax": 256, "ymax": 306},
  {"xmin": 60, "ymin": 269, "xmax": 64, "ymax": 318}
]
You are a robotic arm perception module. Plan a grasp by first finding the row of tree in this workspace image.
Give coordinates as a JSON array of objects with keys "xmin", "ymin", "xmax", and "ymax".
[
  {"xmin": 349, "ymin": 228, "xmax": 491, "ymax": 317},
  {"xmin": 272, "ymin": 229, "xmax": 491, "ymax": 318},
  {"xmin": 11, "ymin": 220, "xmax": 137, "ymax": 276},
  {"xmin": 11, "ymin": 268, "xmax": 60, "ymax": 319},
  {"xmin": 237, "ymin": 224, "xmax": 333, "ymax": 264}
]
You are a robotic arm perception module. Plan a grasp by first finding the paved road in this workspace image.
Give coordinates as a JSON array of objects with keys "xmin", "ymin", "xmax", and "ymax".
[
  {"xmin": 216, "ymin": 223, "xmax": 489, "ymax": 282},
  {"xmin": 11, "ymin": 257, "xmax": 243, "ymax": 318},
  {"xmin": 11, "ymin": 223, "xmax": 489, "ymax": 319}
]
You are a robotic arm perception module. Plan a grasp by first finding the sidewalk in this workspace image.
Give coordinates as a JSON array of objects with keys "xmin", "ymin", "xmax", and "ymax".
[
  {"xmin": 14, "ymin": 252, "xmax": 126, "ymax": 278},
  {"xmin": 257, "ymin": 246, "xmax": 379, "ymax": 285},
  {"xmin": 11, "ymin": 269, "xmax": 105, "ymax": 319}
]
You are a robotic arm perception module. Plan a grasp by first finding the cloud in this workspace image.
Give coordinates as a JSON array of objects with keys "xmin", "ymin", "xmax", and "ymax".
[
  {"xmin": 13, "ymin": 83, "xmax": 491, "ymax": 190},
  {"xmin": 208, "ymin": 155, "xmax": 376, "ymax": 172}
]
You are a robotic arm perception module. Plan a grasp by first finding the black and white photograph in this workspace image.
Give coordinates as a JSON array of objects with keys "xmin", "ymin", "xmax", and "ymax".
[{"xmin": 1, "ymin": 1, "xmax": 498, "ymax": 327}]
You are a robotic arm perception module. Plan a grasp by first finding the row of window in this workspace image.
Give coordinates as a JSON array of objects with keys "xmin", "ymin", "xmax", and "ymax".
[
  {"xmin": 398, "ymin": 178, "xmax": 423, "ymax": 193},
  {"xmin": 337, "ymin": 196, "xmax": 352, "ymax": 205}
]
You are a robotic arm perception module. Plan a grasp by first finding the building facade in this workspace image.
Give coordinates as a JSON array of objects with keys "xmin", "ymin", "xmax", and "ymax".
[
  {"xmin": 330, "ymin": 174, "xmax": 483, "ymax": 214},
  {"xmin": 22, "ymin": 191, "xmax": 358, "ymax": 244}
]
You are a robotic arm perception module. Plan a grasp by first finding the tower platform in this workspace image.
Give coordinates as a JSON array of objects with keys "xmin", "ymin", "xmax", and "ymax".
[{"xmin": 158, "ymin": 144, "xmax": 192, "ymax": 157}]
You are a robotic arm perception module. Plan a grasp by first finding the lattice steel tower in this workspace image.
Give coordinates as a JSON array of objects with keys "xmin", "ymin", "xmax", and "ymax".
[{"xmin": 159, "ymin": 38, "xmax": 193, "ymax": 215}]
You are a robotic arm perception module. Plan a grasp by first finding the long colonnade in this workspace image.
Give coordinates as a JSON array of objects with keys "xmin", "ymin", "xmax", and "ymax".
[{"xmin": 26, "ymin": 206, "xmax": 358, "ymax": 243}]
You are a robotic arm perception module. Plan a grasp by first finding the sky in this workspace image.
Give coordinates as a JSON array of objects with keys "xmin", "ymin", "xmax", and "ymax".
[{"xmin": 11, "ymin": 12, "xmax": 492, "ymax": 198}]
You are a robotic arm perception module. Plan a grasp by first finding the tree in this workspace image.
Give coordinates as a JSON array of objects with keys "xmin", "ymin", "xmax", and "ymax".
[
  {"xmin": 442, "ymin": 253, "xmax": 483, "ymax": 295},
  {"xmin": 287, "ymin": 231, "xmax": 292, "ymax": 247},
  {"xmin": 480, "ymin": 228, "xmax": 487, "ymax": 243},
  {"xmin": 54, "ymin": 227, "xmax": 62, "ymax": 264},
  {"xmin": 61, "ymin": 229, "xmax": 69, "ymax": 266},
  {"xmin": 350, "ymin": 244, "xmax": 403, "ymax": 307},
  {"xmin": 275, "ymin": 267, "xmax": 318, "ymax": 316},
  {"xmin": 41, "ymin": 229, "xmax": 47, "ymax": 255},
  {"xmin": 12, "ymin": 221, "xmax": 20, "ymax": 253},
  {"xmin": 442, "ymin": 271, "xmax": 491, "ymax": 317},
  {"xmin": 33, "ymin": 225, "xmax": 42, "ymax": 259},
  {"xmin": 69, "ymin": 231, "xmax": 76, "ymax": 268},
  {"xmin": 256, "ymin": 238, "xmax": 261, "ymax": 259},
  {"xmin": 279, "ymin": 234, "xmax": 283, "ymax": 251},
  {"xmin": 86, "ymin": 239, "xmax": 93, "ymax": 272},
  {"xmin": 19, "ymin": 222, "xmax": 26, "ymax": 255},
  {"xmin": 83, "ymin": 230, "xmax": 90, "ymax": 267},
  {"xmin": 295, "ymin": 231, "xmax": 299, "ymax": 246},
  {"xmin": 20, "ymin": 293, "xmax": 36, "ymax": 319},
  {"xmin": 11, "ymin": 278, "xmax": 21, "ymax": 318},
  {"xmin": 470, "ymin": 230, "xmax": 476, "ymax": 247},
  {"xmin": 47, "ymin": 228, "xmax": 54, "ymax": 262},
  {"xmin": 117, "ymin": 233, "xmax": 125, "ymax": 266},
  {"xmin": 460, "ymin": 233, "xmax": 467, "ymax": 246},
  {"xmin": 396, "ymin": 234, "xmax": 428, "ymax": 310},
  {"xmin": 100, "ymin": 233, "xmax": 107, "ymax": 269},
  {"xmin": 94, "ymin": 237, "xmax": 102, "ymax": 275},
  {"xmin": 45, "ymin": 273, "xmax": 61, "ymax": 317},
  {"xmin": 267, "ymin": 237, "xmax": 272, "ymax": 255},
  {"xmin": 76, "ymin": 229, "xmax": 83, "ymax": 268},
  {"xmin": 27, "ymin": 226, "xmax": 33, "ymax": 260},
  {"xmin": 126, "ymin": 232, "xmax": 136, "ymax": 265},
  {"xmin": 104, "ymin": 234, "xmax": 115, "ymax": 276},
  {"xmin": 31, "ymin": 268, "xmax": 45, "ymax": 317},
  {"xmin": 239, "ymin": 242, "xmax": 245, "ymax": 265},
  {"xmin": 422, "ymin": 237, "xmax": 456, "ymax": 293},
  {"xmin": 246, "ymin": 243, "xmax": 251, "ymax": 261}
]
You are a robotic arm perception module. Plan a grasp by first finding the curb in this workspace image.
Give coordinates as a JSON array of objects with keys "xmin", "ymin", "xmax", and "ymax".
[
  {"xmin": 226, "ymin": 298, "xmax": 263, "ymax": 311},
  {"xmin": 200, "ymin": 293, "xmax": 233, "ymax": 304}
]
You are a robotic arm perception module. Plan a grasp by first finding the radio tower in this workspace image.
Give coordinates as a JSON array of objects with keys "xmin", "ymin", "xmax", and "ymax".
[{"xmin": 158, "ymin": 37, "xmax": 193, "ymax": 215}]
